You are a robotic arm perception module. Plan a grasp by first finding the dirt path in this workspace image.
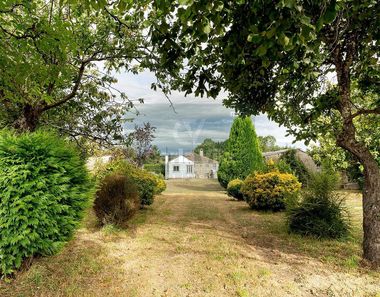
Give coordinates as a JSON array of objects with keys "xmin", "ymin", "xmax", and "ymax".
[{"xmin": 2, "ymin": 179, "xmax": 379, "ymax": 297}]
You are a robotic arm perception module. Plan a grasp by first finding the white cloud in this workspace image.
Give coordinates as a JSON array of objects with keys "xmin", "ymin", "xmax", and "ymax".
[{"xmin": 114, "ymin": 71, "xmax": 308, "ymax": 153}]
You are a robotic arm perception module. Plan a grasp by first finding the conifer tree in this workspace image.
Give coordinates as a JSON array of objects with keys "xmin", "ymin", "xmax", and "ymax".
[{"xmin": 218, "ymin": 117, "xmax": 264, "ymax": 188}]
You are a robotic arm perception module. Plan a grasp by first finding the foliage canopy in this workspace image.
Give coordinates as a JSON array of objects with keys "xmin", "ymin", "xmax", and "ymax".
[{"xmin": 0, "ymin": 130, "xmax": 92, "ymax": 275}]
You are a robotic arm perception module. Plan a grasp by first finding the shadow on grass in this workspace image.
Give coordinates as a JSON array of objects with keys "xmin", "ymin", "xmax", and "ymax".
[{"xmin": 0, "ymin": 235, "xmax": 116, "ymax": 297}]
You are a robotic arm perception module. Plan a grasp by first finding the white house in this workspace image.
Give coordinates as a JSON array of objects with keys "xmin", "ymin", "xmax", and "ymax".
[
  {"xmin": 165, "ymin": 150, "xmax": 219, "ymax": 179},
  {"xmin": 165, "ymin": 155, "xmax": 195, "ymax": 179}
]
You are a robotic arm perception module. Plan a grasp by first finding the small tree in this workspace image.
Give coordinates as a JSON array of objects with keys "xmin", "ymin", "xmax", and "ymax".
[
  {"xmin": 218, "ymin": 116, "xmax": 264, "ymax": 188},
  {"xmin": 130, "ymin": 123, "xmax": 156, "ymax": 167}
]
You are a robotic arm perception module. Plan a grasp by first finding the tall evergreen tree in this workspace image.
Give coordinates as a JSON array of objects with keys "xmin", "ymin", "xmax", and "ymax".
[{"xmin": 218, "ymin": 117, "xmax": 264, "ymax": 188}]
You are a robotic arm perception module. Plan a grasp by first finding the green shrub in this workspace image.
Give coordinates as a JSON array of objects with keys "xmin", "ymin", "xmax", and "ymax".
[
  {"xmin": 96, "ymin": 159, "xmax": 158, "ymax": 206},
  {"xmin": 241, "ymin": 171, "xmax": 301, "ymax": 211},
  {"xmin": 279, "ymin": 149, "xmax": 310, "ymax": 186},
  {"xmin": 144, "ymin": 163, "xmax": 165, "ymax": 175},
  {"xmin": 227, "ymin": 179, "xmax": 244, "ymax": 200},
  {"xmin": 275, "ymin": 159, "xmax": 293, "ymax": 173},
  {"xmin": 287, "ymin": 166, "xmax": 350, "ymax": 238},
  {"xmin": 0, "ymin": 130, "xmax": 92, "ymax": 275},
  {"xmin": 94, "ymin": 173, "xmax": 140, "ymax": 226}
]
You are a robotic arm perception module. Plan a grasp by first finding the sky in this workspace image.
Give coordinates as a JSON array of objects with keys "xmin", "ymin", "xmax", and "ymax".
[{"xmin": 113, "ymin": 70, "xmax": 308, "ymax": 154}]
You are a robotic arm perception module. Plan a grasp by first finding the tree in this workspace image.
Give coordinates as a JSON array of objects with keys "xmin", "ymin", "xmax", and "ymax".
[
  {"xmin": 0, "ymin": 1, "xmax": 149, "ymax": 145},
  {"xmin": 130, "ymin": 123, "xmax": 156, "ymax": 167},
  {"xmin": 309, "ymin": 94, "xmax": 380, "ymax": 189},
  {"xmin": 194, "ymin": 138, "xmax": 227, "ymax": 161},
  {"xmin": 218, "ymin": 117, "xmax": 264, "ymax": 188},
  {"xmin": 258, "ymin": 135, "xmax": 285, "ymax": 152},
  {"xmin": 144, "ymin": 145, "xmax": 162, "ymax": 164},
  {"xmin": 150, "ymin": 1, "xmax": 380, "ymax": 266}
]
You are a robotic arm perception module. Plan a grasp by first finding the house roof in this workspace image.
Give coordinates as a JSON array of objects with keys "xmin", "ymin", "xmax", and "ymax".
[
  {"xmin": 263, "ymin": 149, "xmax": 293, "ymax": 157},
  {"xmin": 262, "ymin": 148, "xmax": 319, "ymax": 172},
  {"xmin": 168, "ymin": 155, "xmax": 194, "ymax": 164},
  {"xmin": 185, "ymin": 152, "xmax": 218, "ymax": 164}
]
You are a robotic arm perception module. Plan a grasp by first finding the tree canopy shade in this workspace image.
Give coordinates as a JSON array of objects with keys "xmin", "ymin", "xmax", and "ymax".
[
  {"xmin": 149, "ymin": 1, "xmax": 380, "ymax": 266},
  {"xmin": 0, "ymin": 0, "xmax": 154, "ymax": 145},
  {"xmin": 218, "ymin": 117, "xmax": 264, "ymax": 188}
]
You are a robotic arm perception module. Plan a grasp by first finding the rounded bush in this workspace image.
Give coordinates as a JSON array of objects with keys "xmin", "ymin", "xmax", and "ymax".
[
  {"xmin": 96, "ymin": 159, "xmax": 158, "ymax": 206},
  {"xmin": 241, "ymin": 171, "xmax": 301, "ymax": 211},
  {"xmin": 94, "ymin": 173, "xmax": 140, "ymax": 226},
  {"xmin": 0, "ymin": 130, "xmax": 92, "ymax": 275},
  {"xmin": 227, "ymin": 179, "xmax": 244, "ymax": 200}
]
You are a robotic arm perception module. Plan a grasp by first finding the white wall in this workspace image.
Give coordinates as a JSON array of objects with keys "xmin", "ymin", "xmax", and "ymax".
[{"xmin": 167, "ymin": 156, "xmax": 195, "ymax": 179}]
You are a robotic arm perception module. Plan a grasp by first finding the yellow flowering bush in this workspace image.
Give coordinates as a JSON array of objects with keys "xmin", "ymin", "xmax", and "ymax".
[
  {"xmin": 227, "ymin": 179, "xmax": 244, "ymax": 200},
  {"xmin": 241, "ymin": 171, "xmax": 301, "ymax": 211},
  {"xmin": 154, "ymin": 175, "xmax": 167, "ymax": 195}
]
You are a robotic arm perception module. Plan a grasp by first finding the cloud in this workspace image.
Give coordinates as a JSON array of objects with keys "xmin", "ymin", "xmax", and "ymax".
[{"xmin": 114, "ymin": 71, "xmax": 308, "ymax": 153}]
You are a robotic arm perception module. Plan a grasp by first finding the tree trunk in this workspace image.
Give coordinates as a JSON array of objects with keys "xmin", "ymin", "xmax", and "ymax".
[
  {"xmin": 333, "ymin": 41, "xmax": 380, "ymax": 267},
  {"xmin": 362, "ymin": 158, "xmax": 380, "ymax": 266},
  {"xmin": 338, "ymin": 134, "xmax": 380, "ymax": 266},
  {"xmin": 13, "ymin": 104, "xmax": 42, "ymax": 132}
]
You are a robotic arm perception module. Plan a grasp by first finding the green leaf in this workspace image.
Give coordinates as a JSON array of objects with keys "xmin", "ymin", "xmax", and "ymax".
[
  {"xmin": 323, "ymin": 1, "xmax": 337, "ymax": 24},
  {"xmin": 256, "ymin": 45, "xmax": 267, "ymax": 56},
  {"xmin": 178, "ymin": 0, "xmax": 193, "ymax": 5}
]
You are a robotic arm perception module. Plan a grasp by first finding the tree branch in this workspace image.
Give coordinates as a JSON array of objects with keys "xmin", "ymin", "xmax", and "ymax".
[
  {"xmin": 42, "ymin": 61, "xmax": 87, "ymax": 111},
  {"xmin": 351, "ymin": 107, "xmax": 380, "ymax": 119}
]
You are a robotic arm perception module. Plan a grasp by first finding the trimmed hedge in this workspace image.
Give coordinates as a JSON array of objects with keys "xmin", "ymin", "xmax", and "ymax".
[
  {"xmin": 94, "ymin": 173, "xmax": 140, "ymax": 226},
  {"xmin": 144, "ymin": 163, "xmax": 165, "ymax": 175},
  {"xmin": 242, "ymin": 171, "xmax": 301, "ymax": 211},
  {"xmin": 0, "ymin": 130, "xmax": 92, "ymax": 275},
  {"xmin": 227, "ymin": 179, "xmax": 244, "ymax": 200}
]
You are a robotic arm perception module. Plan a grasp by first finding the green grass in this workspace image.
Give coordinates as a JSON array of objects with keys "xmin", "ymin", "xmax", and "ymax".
[
  {"xmin": 230, "ymin": 193, "xmax": 365, "ymax": 270},
  {"xmin": 1, "ymin": 181, "xmax": 378, "ymax": 297}
]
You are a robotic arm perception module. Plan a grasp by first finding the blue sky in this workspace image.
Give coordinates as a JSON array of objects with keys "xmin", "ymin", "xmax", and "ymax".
[{"xmin": 113, "ymin": 70, "xmax": 308, "ymax": 154}]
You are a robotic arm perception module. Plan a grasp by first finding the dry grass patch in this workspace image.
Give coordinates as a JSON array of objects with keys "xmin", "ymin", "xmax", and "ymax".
[{"xmin": 1, "ymin": 180, "xmax": 380, "ymax": 297}]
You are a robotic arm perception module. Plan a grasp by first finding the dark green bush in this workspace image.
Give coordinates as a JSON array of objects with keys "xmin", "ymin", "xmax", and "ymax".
[
  {"xmin": 227, "ymin": 179, "xmax": 244, "ymax": 200},
  {"xmin": 287, "ymin": 167, "xmax": 350, "ymax": 239},
  {"xmin": 0, "ymin": 130, "xmax": 92, "ymax": 275},
  {"xmin": 96, "ymin": 159, "xmax": 158, "ymax": 206},
  {"xmin": 279, "ymin": 149, "xmax": 309, "ymax": 186},
  {"xmin": 218, "ymin": 117, "xmax": 264, "ymax": 188},
  {"xmin": 94, "ymin": 173, "xmax": 140, "ymax": 226}
]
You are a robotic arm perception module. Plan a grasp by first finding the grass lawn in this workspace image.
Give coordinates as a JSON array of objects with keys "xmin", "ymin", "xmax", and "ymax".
[{"xmin": 1, "ymin": 179, "xmax": 379, "ymax": 297}]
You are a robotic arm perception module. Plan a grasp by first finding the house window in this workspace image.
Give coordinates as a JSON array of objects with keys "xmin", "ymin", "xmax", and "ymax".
[
  {"xmin": 173, "ymin": 165, "xmax": 179, "ymax": 172},
  {"xmin": 186, "ymin": 165, "xmax": 193, "ymax": 173}
]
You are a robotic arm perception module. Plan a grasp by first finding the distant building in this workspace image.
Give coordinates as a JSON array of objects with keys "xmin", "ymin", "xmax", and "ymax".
[
  {"xmin": 263, "ymin": 149, "xmax": 319, "ymax": 173},
  {"xmin": 165, "ymin": 155, "xmax": 195, "ymax": 179},
  {"xmin": 165, "ymin": 149, "xmax": 219, "ymax": 179},
  {"xmin": 263, "ymin": 149, "xmax": 361, "ymax": 190}
]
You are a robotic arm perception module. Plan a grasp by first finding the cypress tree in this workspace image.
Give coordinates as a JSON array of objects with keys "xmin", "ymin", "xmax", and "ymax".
[{"xmin": 218, "ymin": 116, "xmax": 264, "ymax": 188}]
